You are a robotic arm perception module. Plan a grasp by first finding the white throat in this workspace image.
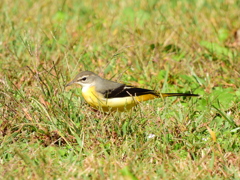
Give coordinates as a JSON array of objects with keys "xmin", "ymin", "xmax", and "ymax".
[{"xmin": 81, "ymin": 84, "xmax": 93, "ymax": 93}]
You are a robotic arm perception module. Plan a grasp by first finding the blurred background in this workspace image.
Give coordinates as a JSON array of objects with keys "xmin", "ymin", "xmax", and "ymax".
[{"xmin": 0, "ymin": 0, "xmax": 239, "ymax": 179}]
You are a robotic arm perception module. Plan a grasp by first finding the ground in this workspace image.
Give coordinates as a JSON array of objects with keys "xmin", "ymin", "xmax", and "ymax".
[{"xmin": 0, "ymin": 0, "xmax": 239, "ymax": 179}]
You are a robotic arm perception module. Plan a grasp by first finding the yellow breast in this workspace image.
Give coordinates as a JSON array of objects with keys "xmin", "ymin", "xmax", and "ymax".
[{"xmin": 81, "ymin": 86, "xmax": 158, "ymax": 111}]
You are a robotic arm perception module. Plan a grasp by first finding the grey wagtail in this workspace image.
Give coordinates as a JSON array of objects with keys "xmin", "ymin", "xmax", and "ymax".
[{"xmin": 66, "ymin": 71, "xmax": 199, "ymax": 112}]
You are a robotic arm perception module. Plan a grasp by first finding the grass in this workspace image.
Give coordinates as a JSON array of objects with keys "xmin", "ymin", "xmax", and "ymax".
[{"xmin": 0, "ymin": 0, "xmax": 240, "ymax": 179}]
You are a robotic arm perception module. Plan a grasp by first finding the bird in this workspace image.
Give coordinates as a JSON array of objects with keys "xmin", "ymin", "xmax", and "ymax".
[{"xmin": 65, "ymin": 71, "xmax": 199, "ymax": 112}]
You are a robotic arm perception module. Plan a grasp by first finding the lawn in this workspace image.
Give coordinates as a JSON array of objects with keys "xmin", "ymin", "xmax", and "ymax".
[{"xmin": 0, "ymin": 0, "xmax": 239, "ymax": 179}]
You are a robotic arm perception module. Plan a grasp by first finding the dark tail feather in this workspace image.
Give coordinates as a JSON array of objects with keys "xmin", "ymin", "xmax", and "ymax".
[{"xmin": 159, "ymin": 93, "xmax": 199, "ymax": 98}]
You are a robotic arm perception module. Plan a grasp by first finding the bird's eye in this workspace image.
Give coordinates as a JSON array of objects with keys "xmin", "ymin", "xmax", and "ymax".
[{"xmin": 81, "ymin": 77, "xmax": 87, "ymax": 81}]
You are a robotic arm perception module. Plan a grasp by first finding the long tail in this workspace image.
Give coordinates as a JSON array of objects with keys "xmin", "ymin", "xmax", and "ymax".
[
  {"xmin": 159, "ymin": 93, "xmax": 199, "ymax": 98},
  {"xmin": 135, "ymin": 92, "xmax": 198, "ymax": 102}
]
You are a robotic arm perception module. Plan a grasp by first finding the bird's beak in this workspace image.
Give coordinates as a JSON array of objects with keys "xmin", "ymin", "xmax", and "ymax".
[{"xmin": 65, "ymin": 80, "xmax": 75, "ymax": 87}]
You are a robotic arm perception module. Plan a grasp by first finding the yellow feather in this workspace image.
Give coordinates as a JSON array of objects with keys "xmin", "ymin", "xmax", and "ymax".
[{"xmin": 82, "ymin": 86, "xmax": 159, "ymax": 111}]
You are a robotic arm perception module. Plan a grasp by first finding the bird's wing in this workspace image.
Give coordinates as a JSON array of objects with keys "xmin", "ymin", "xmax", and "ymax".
[{"xmin": 104, "ymin": 84, "xmax": 159, "ymax": 98}]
